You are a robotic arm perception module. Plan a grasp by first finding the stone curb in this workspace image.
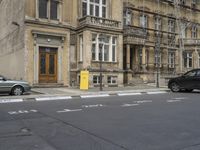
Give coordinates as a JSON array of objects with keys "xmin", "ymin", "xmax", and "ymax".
[{"xmin": 0, "ymin": 89, "xmax": 170, "ymax": 103}]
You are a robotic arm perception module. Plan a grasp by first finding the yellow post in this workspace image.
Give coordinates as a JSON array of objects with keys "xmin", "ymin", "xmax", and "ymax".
[{"xmin": 80, "ymin": 71, "xmax": 89, "ymax": 90}]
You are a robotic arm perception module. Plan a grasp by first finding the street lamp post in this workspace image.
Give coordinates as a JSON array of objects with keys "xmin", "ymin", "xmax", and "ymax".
[{"xmin": 98, "ymin": 34, "xmax": 104, "ymax": 91}]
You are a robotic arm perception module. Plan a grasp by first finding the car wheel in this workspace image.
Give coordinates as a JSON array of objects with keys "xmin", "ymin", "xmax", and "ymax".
[
  {"xmin": 11, "ymin": 86, "xmax": 24, "ymax": 96},
  {"xmin": 185, "ymin": 89, "xmax": 193, "ymax": 92},
  {"xmin": 170, "ymin": 82, "xmax": 180, "ymax": 92}
]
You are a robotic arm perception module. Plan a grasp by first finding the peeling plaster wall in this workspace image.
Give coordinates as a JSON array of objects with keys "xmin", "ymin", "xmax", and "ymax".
[{"xmin": 0, "ymin": 0, "xmax": 25, "ymax": 80}]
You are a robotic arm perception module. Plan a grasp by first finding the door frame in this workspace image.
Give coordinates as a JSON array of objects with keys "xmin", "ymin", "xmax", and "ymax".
[
  {"xmin": 33, "ymin": 44, "xmax": 62, "ymax": 84},
  {"xmin": 38, "ymin": 47, "xmax": 58, "ymax": 83}
]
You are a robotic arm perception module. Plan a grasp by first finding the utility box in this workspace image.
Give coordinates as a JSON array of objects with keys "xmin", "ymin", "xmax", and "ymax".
[{"xmin": 80, "ymin": 71, "xmax": 89, "ymax": 90}]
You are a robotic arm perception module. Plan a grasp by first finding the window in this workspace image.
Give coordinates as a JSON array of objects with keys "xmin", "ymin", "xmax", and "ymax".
[
  {"xmin": 184, "ymin": 70, "xmax": 196, "ymax": 77},
  {"xmin": 179, "ymin": 0, "xmax": 185, "ymax": 5},
  {"xmin": 93, "ymin": 75, "xmax": 100, "ymax": 84},
  {"xmin": 123, "ymin": 9, "xmax": 132, "ymax": 25},
  {"xmin": 38, "ymin": 0, "xmax": 59, "ymax": 20},
  {"xmin": 198, "ymin": 52, "xmax": 200, "ymax": 67},
  {"xmin": 112, "ymin": 37, "xmax": 117, "ymax": 62},
  {"xmin": 50, "ymin": 0, "xmax": 58, "ymax": 20},
  {"xmin": 39, "ymin": 0, "xmax": 48, "ymax": 18},
  {"xmin": 140, "ymin": 14, "xmax": 148, "ymax": 28},
  {"xmin": 79, "ymin": 35, "xmax": 83, "ymax": 61},
  {"xmin": 155, "ymin": 51, "xmax": 161, "ymax": 67},
  {"xmin": 155, "ymin": 16, "xmax": 162, "ymax": 31},
  {"xmin": 91, "ymin": 34, "xmax": 117, "ymax": 62},
  {"xmin": 183, "ymin": 52, "xmax": 193, "ymax": 68},
  {"xmin": 168, "ymin": 19, "xmax": 175, "ymax": 33},
  {"xmin": 82, "ymin": 0, "xmax": 107, "ymax": 18},
  {"xmin": 168, "ymin": 51, "xmax": 175, "ymax": 68},
  {"xmin": 192, "ymin": 0, "xmax": 197, "ymax": 8},
  {"xmin": 168, "ymin": 36, "xmax": 176, "ymax": 47},
  {"xmin": 107, "ymin": 76, "xmax": 117, "ymax": 84},
  {"xmin": 180, "ymin": 22, "xmax": 187, "ymax": 38},
  {"xmin": 191, "ymin": 25, "xmax": 197, "ymax": 38}
]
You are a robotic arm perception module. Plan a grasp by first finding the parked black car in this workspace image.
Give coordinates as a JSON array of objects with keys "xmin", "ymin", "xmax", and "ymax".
[{"xmin": 168, "ymin": 69, "xmax": 200, "ymax": 92}]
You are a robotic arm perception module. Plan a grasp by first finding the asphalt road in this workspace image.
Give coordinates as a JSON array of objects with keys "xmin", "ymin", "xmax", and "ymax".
[{"xmin": 0, "ymin": 92, "xmax": 200, "ymax": 150}]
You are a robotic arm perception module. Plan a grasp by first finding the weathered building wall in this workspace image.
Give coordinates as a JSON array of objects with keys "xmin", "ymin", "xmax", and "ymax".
[{"xmin": 0, "ymin": 0, "xmax": 25, "ymax": 80}]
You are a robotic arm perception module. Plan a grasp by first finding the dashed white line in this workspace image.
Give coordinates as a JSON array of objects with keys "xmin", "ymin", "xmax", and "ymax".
[
  {"xmin": 118, "ymin": 93, "xmax": 142, "ymax": 96},
  {"xmin": 0, "ymin": 99, "xmax": 23, "ymax": 104},
  {"xmin": 135, "ymin": 100, "xmax": 152, "ymax": 103},
  {"xmin": 57, "ymin": 109, "xmax": 82, "ymax": 113},
  {"xmin": 174, "ymin": 97, "xmax": 187, "ymax": 100},
  {"xmin": 147, "ymin": 91, "xmax": 167, "ymax": 95},
  {"xmin": 80, "ymin": 94, "xmax": 109, "ymax": 99},
  {"xmin": 35, "ymin": 96, "xmax": 72, "ymax": 101},
  {"xmin": 82, "ymin": 104, "xmax": 104, "ymax": 108},
  {"xmin": 167, "ymin": 100, "xmax": 181, "ymax": 103},
  {"xmin": 122, "ymin": 104, "xmax": 139, "ymax": 107}
]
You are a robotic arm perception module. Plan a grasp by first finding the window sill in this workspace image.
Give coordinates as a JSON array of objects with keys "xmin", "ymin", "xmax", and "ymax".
[{"xmin": 91, "ymin": 61, "xmax": 118, "ymax": 64}]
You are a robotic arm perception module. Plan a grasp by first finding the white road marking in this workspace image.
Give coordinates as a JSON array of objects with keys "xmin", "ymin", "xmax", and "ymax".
[
  {"xmin": 122, "ymin": 104, "xmax": 139, "ymax": 107},
  {"xmin": 147, "ymin": 91, "xmax": 167, "ymax": 95},
  {"xmin": 0, "ymin": 99, "xmax": 23, "ymax": 104},
  {"xmin": 8, "ymin": 109, "xmax": 38, "ymax": 115},
  {"xmin": 80, "ymin": 94, "xmax": 109, "ymax": 99},
  {"xmin": 36, "ymin": 96, "xmax": 72, "ymax": 101},
  {"xmin": 57, "ymin": 109, "xmax": 82, "ymax": 113},
  {"xmin": 167, "ymin": 100, "xmax": 181, "ymax": 103},
  {"xmin": 135, "ymin": 100, "xmax": 152, "ymax": 103},
  {"xmin": 174, "ymin": 97, "xmax": 187, "ymax": 100},
  {"xmin": 82, "ymin": 104, "xmax": 104, "ymax": 108},
  {"xmin": 118, "ymin": 93, "xmax": 142, "ymax": 96}
]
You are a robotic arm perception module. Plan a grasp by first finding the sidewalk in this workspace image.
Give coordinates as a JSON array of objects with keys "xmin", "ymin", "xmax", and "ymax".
[{"xmin": 0, "ymin": 84, "xmax": 169, "ymax": 102}]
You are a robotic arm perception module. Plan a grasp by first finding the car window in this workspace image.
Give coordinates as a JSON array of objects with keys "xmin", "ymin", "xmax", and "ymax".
[
  {"xmin": 184, "ymin": 70, "xmax": 196, "ymax": 77},
  {"xmin": 196, "ymin": 70, "xmax": 200, "ymax": 77}
]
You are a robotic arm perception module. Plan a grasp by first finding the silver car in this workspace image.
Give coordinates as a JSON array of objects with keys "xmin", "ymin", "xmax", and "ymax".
[{"xmin": 0, "ymin": 75, "xmax": 31, "ymax": 95}]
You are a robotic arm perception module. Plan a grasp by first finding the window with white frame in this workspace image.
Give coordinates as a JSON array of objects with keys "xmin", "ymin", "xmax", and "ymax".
[
  {"xmin": 191, "ymin": 25, "xmax": 197, "ymax": 38},
  {"xmin": 168, "ymin": 36, "xmax": 176, "ymax": 47},
  {"xmin": 79, "ymin": 35, "xmax": 83, "ymax": 61},
  {"xmin": 123, "ymin": 9, "xmax": 132, "ymax": 25},
  {"xmin": 93, "ymin": 75, "xmax": 100, "ymax": 84},
  {"xmin": 168, "ymin": 19, "xmax": 175, "ymax": 33},
  {"xmin": 183, "ymin": 52, "xmax": 193, "ymax": 68},
  {"xmin": 38, "ymin": 0, "xmax": 60, "ymax": 20},
  {"xmin": 91, "ymin": 34, "xmax": 117, "ymax": 62},
  {"xmin": 155, "ymin": 16, "xmax": 162, "ymax": 31},
  {"xmin": 107, "ymin": 76, "xmax": 117, "ymax": 84},
  {"xmin": 82, "ymin": 0, "xmax": 107, "ymax": 18},
  {"xmin": 180, "ymin": 22, "xmax": 187, "ymax": 38},
  {"xmin": 140, "ymin": 14, "xmax": 148, "ymax": 28},
  {"xmin": 155, "ymin": 51, "xmax": 162, "ymax": 67},
  {"xmin": 168, "ymin": 51, "xmax": 175, "ymax": 68},
  {"xmin": 112, "ymin": 37, "xmax": 117, "ymax": 62},
  {"xmin": 138, "ymin": 47, "xmax": 148, "ymax": 66}
]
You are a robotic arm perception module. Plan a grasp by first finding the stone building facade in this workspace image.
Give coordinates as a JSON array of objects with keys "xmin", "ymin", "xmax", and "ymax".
[
  {"xmin": 0, "ymin": 0, "xmax": 200, "ymax": 87},
  {"xmin": 123, "ymin": 0, "xmax": 200, "ymax": 84}
]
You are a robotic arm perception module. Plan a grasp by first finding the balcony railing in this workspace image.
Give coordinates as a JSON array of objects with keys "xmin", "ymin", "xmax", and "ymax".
[
  {"xmin": 182, "ymin": 39, "xmax": 200, "ymax": 45},
  {"xmin": 124, "ymin": 26, "xmax": 147, "ymax": 38},
  {"xmin": 79, "ymin": 16, "xmax": 122, "ymax": 29}
]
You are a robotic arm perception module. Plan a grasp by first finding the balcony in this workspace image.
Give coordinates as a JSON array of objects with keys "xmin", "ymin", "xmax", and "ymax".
[
  {"xmin": 124, "ymin": 26, "xmax": 147, "ymax": 38},
  {"xmin": 182, "ymin": 39, "xmax": 200, "ymax": 46},
  {"xmin": 78, "ymin": 16, "xmax": 122, "ymax": 30},
  {"xmin": 123, "ymin": 26, "xmax": 147, "ymax": 44}
]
